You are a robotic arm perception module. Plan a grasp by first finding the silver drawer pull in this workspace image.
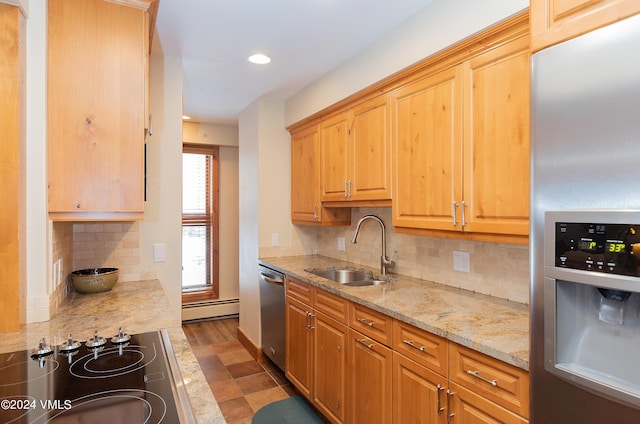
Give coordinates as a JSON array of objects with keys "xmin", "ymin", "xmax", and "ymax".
[
  {"xmin": 357, "ymin": 317, "xmax": 375, "ymax": 327},
  {"xmin": 403, "ymin": 339, "xmax": 425, "ymax": 352},
  {"xmin": 356, "ymin": 338, "xmax": 374, "ymax": 349},
  {"xmin": 466, "ymin": 370, "xmax": 497, "ymax": 386}
]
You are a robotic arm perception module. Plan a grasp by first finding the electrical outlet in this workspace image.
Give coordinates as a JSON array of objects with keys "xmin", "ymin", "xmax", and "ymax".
[
  {"xmin": 337, "ymin": 237, "xmax": 346, "ymax": 251},
  {"xmin": 271, "ymin": 233, "xmax": 279, "ymax": 246},
  {"xmin": 453, "ymin": 250, "xmax": 470, "ymax": 273},
  {"xmin": 57, "ymin": 259, "xmax": 63, "ymax": 287}
]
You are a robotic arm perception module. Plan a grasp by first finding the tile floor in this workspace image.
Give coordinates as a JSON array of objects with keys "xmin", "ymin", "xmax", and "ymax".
[{"xmin": 183, "ymin": 317, "xmax": 297, "ymax": 424}]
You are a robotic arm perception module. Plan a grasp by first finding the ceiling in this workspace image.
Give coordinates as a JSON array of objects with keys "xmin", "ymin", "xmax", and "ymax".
[{"xmin": 152, "ymin": 0, "xmax": 432, "ymax": 124}]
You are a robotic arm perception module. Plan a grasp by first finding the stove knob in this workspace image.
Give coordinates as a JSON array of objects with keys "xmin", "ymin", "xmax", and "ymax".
[
  {"xmin": 111, "ymin": 327, "xmax": 132, "ymax": 344},
  {"xmin": 59, "ymin": 334, "xmax": 81, "ymax": 353},
  {"xmin": 86, "ymin": 329, "xmax": 107, "ymax": 348},
  {"xmin": 31, "ymin": 337, "xmax": 54, "ymax": 359}
]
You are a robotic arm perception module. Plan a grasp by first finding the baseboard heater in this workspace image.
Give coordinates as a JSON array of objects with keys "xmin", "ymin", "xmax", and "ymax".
[{"xmin": 181, "ymin": 298, "xmax": 239, "ymax": 321}]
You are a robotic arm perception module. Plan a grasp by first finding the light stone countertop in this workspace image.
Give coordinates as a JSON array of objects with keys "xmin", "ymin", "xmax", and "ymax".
[
  {"xmin": 260, "ymin": 255, "xmax": 530, "ymax": 371},
  {"xmin": 0, "ymin": 280, "xmax": 224, "ymax": 424}
]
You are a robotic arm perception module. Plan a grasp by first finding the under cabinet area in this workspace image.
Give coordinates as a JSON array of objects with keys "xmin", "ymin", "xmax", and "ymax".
[
  {"xmin": 284, "ymin": 277, "xmax": 530, "ymax": 424},
  {"xmin": 47, "ymin": 0, "xmax": 153, "ymax": 221}
]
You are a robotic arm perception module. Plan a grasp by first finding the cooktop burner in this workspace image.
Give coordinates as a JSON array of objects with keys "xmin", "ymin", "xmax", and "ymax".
[{"xmin": 0, "ymin": 330, "xmax": 194, "ymax": 423}]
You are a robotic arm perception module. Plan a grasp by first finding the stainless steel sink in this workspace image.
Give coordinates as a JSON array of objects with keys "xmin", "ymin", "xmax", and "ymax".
[
  {"xmin": 306, "ymin": 268, "xmax": 373, "ymax": 283},
  {"xmin": 342, "ymin": 279, "xmax": 388, "ymax": 287},
  {"xmin": 305, "ymin": 268, "xmax": 392, "ymax": 286}
]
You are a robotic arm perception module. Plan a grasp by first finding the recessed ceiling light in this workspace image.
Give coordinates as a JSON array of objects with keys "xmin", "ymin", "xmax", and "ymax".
[
  {"xmin": 248, "ymin": 53, "xmax": 271, "ymax": 64},
  {"xmin": 182, "ymin": 115, "xmax": 191, "ymax": 120}
]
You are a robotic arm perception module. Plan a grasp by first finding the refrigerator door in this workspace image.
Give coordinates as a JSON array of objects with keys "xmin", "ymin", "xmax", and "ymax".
[{"xmin": 531, "ymin": 13, "xmax": 640, "ymax": 424}]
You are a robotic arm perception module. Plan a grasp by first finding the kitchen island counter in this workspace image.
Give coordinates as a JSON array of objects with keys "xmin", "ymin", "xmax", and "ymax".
[
  {"xmin": 0, "ymin": 279, "xmax": 224, "ymax": 423},
  {"xmin": 260, "ymin": 255, "xmax": 529, "ymax": 371}
]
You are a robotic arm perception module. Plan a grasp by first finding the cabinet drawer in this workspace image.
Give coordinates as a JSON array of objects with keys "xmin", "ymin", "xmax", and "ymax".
[
  {"xmin": 350, "ymin": 303, "xmax": 393, "ymax": 345},
  {"xmin": 286, "ymin": 277, "xmax": 314, "ymax": 305},
  {"xmin": 449, "ymin": 381, "xmax": 528, "ymax": 424},
  {"xmin": 449, "ymin": 343, "xmax": 529, "ymax": 418},
  {"xmin": 315, "ymin": 290, "xmax": 349, "ymax": 324},
  {"xmin": 392, "ymin": 320, "xmax": 448, "ymax": 377}
]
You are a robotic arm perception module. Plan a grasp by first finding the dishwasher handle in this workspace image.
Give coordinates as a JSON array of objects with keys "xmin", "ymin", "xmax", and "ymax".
[{"xmin": 260, "ymin": 273, "xmax": 285, "ymax": 286}]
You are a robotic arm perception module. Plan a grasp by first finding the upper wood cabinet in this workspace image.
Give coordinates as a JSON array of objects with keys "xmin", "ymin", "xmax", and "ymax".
[
  {"xmin": 531, "ymin": 0, "xmax": 640, "ymax": 52},
  {"xmin": 320, "ymin": 96, "xmax": 392, "ymax": 204},
  {"xmin": 47, "ymin": 0, "xmax": 152, "ymax": 221},
  {"xmin": 291, "ymin": 124, "xmax": 350, "ymax": 226},
  {"xmin": 392, "ymin": 22, "xmax": 530, "ymax": 242}
]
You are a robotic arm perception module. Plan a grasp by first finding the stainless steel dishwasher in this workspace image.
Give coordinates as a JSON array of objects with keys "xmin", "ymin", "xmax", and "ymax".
[{"xmin": 259, "ymin": 264, "xmax": 286, "ymax": 371}]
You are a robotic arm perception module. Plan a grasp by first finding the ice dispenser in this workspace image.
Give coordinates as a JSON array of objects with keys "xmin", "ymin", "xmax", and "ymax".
[{"xmin": 544, "ymin": 211, "xmax": 640, "ymax": 409}]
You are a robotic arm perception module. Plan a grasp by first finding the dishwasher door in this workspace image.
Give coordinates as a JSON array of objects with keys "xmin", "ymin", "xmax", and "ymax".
[{"xmin": 259, "ymin": 265, "xmax": 286, "ymax": 371}]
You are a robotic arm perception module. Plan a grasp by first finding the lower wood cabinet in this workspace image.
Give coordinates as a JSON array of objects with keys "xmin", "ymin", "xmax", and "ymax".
[
  {"xmin": 393, "ymin": 351, "xmax": 448, "ymax": 424},
  {"xmin": 348, "ymin": 329, "xmax": 393, "ymax": 424},
  {"xmin": 314, "ymin": 312, "xmax": 348, "ymax": 423},
  {"xmin": 284, "ymin": 278, "xmax": 529, "ymax": 423}
]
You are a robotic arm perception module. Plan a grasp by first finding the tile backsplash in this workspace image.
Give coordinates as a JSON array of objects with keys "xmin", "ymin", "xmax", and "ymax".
[
  {"xmin": 72, "ymin": 222, "xmax": 157, "ymax": 283},
  {"xmin": 270, "ymin": 207, "xmax": 530, "ymax": 305}
]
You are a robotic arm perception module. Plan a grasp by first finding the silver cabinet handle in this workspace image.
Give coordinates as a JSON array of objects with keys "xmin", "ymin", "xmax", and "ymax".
[
  {"xmin": 260, "ymin": 274, "xmax": 284, "ymax": 286},
  {"xmin": 305, "ymin": 311, "xmax": 315, "ymax": 331},
  {"xmin": 356, "ymin": 338, "xmax": 374, "ymax": 349},
  {"xmin": 348, "ymin": 180, "xmax": 353, "ymax": 198},
  {"xmin": 466, "ymin": 370, "xmax": 497, "ymax": 386},
  {"xmin": 344, "ymin": 180, "xmax": 348, "ymax": 197},
  {"xmin": 447, "ymin": 389, "xmax": 454, "ymax": 423},
  {"xmin": 356, "ymin": 317, "xmax": 375, "ymax": 327},
  {"xmin": 313, "ymin": 204, "xmax": 318, "ymax": 220},
  {"xmin": 452, "ymin": 201, "xmax": 458, "ymax": 227},
  {"xmin": 403, "ymin": 339, "xmax": 425, "ymax": 352},
  {"xmin": 461, "ymin": 200, "xmax": 466, "ymax": 228},
  {"xmin": 437, "ymin": 384, "xmax": 445, "ymax": 415}
]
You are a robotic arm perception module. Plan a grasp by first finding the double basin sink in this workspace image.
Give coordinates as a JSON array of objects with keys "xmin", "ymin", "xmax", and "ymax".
[{"xmin": 305, "ymin": 268, "xmax": 390, "ymax": 287}]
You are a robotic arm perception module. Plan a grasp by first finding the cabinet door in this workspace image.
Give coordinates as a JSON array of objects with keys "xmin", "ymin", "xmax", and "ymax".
[
  {"xmin": 348, "ymin": 329, "xmax": 393, "ymax": 424},
  {"xmin": 321, "ymin": 112, "xmax": 351, "ymax": 201},
  {"xmin": 314, "ymin": 313, "xmax": 348, "ymax": 424},
  {"xmin": 291, "ymin": 125, "xmax": 321, "ymax": 223},
  {"xmin": 350, "ymin": 96, "xmax": 392, "ymax": 201},
  {"xmin": 285, "ymin": 297, "xmax": 314, "ymax": 399},
  {"xmin": 448, "ymin": 382, "xmax": 528, "ymax": 424},
  {"xmin": 392, "ymin": 66, "xmax": 463, "ymax": 231},
  {"xmin": 531, "ymin": 0, "xmax": 640, "ymax": 52},
  {"xmin": 393, "ymin": 352, "xmax": 448, "ymax": 424},
  {"xmin": 48, "ymin": 0, "xmax": 145, "ymax": 219},
  {"xmin": 462, "ymin": 35, "xmax": 530, "ymax": 236}
]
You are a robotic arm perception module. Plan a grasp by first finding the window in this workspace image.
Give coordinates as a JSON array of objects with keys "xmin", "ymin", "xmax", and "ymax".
[{"xmin": 182, "ymin": 144, "xmax": 219, "ymax": 302}]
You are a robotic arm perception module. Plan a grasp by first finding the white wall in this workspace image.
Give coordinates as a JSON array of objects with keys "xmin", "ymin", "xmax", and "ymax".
[
  {"xmin": 140, "ymin": 54, "xmax": 184, "ymax": 319},
  {"xmin": 238, "ymin": 100, "xmax": 261, "ymax": 344},
  {"xmin": 285, "ymin": 0, "xmax": 529, "ymax": 126},
  {"xmin": 183, "ymin": 121, "xmax": 238, "ymax": 147},
  {"xmin": 24, "ymin": 0, "xmax": 50, "ymax": 323}
]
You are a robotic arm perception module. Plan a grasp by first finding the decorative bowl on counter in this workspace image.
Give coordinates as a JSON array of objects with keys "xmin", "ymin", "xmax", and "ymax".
[{"xmin": 70, "ymin": 268, "xmax": 119, "ymax": 293}]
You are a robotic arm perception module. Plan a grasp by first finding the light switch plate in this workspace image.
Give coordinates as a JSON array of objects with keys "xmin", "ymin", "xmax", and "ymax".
[
  {"xmin": 337, "ymin": 237, "xmax": 346, "ymax": 251},
  {"xmin": 453, "ymin": 250, "xmax": 470, "ymax": 273},
  {"xmin": 154, "ymin": 243, "xmax": 166, "ymax": 262}
]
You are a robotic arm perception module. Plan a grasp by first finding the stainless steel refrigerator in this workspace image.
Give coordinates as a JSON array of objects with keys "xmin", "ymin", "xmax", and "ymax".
[{"xmin": 531, "ymin": 13, "xmax": 640, "ymax": 423}]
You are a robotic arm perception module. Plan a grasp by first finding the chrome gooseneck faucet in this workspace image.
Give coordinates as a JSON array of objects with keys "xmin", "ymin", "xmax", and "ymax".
[{"xmin": 351, "ymin": 214, "xmax": 395, "ymax": 276}]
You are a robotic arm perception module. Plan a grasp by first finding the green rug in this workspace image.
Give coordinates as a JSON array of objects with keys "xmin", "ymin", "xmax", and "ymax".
[{"xmin": 252, "ymin": 396, "xmax": 324, "ymax": 423}]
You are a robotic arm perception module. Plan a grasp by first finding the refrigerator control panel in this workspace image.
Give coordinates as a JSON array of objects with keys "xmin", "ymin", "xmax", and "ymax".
[{"xmin": 556, "ymin": 222, "xmax": 640, "ymax": 276}]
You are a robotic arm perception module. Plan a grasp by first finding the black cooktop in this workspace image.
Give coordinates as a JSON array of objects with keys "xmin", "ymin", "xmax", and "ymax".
[{"xmin": 0, "ymin": 330, "xmax": 192, "ymax": 423}]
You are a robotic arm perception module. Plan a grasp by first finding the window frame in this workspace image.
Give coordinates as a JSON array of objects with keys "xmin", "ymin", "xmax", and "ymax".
[{"xmin": 181, "ymin": 143, "xmax": 219, "ymax": 303}]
